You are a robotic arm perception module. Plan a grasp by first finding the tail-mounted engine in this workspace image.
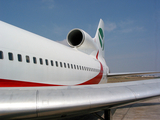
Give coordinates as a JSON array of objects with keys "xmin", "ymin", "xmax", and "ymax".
[{"xmin": 67, "ymin": 29, "xmax": 98, "ymax": 55}]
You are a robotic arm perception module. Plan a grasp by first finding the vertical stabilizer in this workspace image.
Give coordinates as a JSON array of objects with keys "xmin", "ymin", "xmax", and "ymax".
[{"xmin": 94, "ymin": 19, "xmax": 105, "ymax": 58}]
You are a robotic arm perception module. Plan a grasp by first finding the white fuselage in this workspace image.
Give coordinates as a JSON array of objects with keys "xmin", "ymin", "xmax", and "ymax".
[{"xmin": 0, "ymin": 21, "xmax": 108, "ymax": 87}]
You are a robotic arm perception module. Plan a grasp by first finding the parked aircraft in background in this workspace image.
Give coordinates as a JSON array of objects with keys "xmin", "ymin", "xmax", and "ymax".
[{"xmin": 0, "ymin": 19, "xmax": 159, "ymax": 120}]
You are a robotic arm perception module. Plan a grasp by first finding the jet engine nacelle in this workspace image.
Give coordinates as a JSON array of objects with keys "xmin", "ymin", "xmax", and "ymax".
[{"xmin": 67, "ymin": 29, "xmax": 98, "ymax": 55}]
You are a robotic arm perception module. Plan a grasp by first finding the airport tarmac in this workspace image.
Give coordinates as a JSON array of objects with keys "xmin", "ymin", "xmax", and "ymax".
[{"xmin": 112, "ymin": 97, "xmax": 160, "ymax": 120}]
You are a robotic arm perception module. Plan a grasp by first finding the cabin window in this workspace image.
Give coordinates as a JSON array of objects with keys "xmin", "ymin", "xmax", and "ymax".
[
  {"xmin": 74, "ymin": 65, "xmax": 76, "ymax": 69},
  {"xmin": 45, "ymin": 59, "xmax": 48, "ymax": 65},
  {"xmin": 77, "ymin": 65, "xmax": 79, "ymax": 70},
  {"xmin": 33, "ymin": 57, "xmax": 37, "ymax": 64},
  {"xmin": 56, "ymin": 61, "xmax": 58, "ymax": 67},
  {"xmin": 79, "ymin": 66, "xmax": 81, "ymax": 70},
  {"xmin": 8, "ymin": 52, "xmax": 13, "ymax": 61},
  {"xmin": 0, "ymin": 51, "xmax": 3, "ymax": 59},
  {"xmin": 64, "ymin": 63, "xmax": 66, "ymax": 68},
  {"xmin": 51, "ymin": 60, "xmax": 54, "ymax": 66},
  {"xmin": 68, "ymin": 63, "xmax": 70, "ymax": 68},
  {"xmin": 18, "ymin": 54, "xmax": 22, "ymax": 62},
  {"xmin": 60, "ymin": 62, "xmax": 62, "ymax": 67},
  {"xmin": 82, "ymin": 66, "xmax": 84, "ymax": 70},
  {"xmin": 40, "ymin": 58, "xmax": 43, "ymax": 65},
  {"xmin": 26, "ymin": 56, "xmax": 30, "ymax": 63},
  {"xmin": 71, "ymin": 64, "xmax": 73, "ymax": 69}
]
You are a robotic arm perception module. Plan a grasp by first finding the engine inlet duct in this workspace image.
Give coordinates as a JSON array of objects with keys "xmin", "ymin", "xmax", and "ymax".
[
  {"xmin": 67, "ymin": 29, "xmax": 84, "ymax": 47},
  {"xmin": 67, "ymin": 29, "xmax": 98, "ymax": 55}
]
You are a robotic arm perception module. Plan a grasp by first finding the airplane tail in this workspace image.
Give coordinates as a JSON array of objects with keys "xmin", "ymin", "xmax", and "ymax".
[
  {"xmin": 67, "ymin": 19, "xmax": 105, "ymax": 58},
  {"xmin": 94, "ymin": 19, "xmax": 105, "ymax": 58}
]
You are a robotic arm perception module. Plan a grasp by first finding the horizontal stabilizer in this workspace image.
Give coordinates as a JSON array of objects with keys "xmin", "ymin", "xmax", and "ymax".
[{"xmin": 107, "ymin": 71, "xmax": 160, "ymax": 77}]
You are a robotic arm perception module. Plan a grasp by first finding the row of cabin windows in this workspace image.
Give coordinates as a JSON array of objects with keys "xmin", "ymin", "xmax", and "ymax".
[{"xmin": 0, "ymin": 51, "xmax": 99, "ymax": 72}]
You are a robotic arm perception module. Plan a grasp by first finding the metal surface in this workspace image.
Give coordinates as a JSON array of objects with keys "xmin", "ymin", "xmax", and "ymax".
[
  {"xmin": 0, "ymin": 90, "xmax": 37, "ymax": 119},
  {"xmin": 107, "ymin": 71, "xmax": 160, "ymax": 77},
  {"xmin": 0, "ymin": 79, "xmax": 160, "ymax": 119}
]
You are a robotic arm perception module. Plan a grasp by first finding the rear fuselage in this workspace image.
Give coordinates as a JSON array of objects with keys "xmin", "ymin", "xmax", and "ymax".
[{"xmin": 0, "ymin": 21, "xmax": 108, "ymax": 87}]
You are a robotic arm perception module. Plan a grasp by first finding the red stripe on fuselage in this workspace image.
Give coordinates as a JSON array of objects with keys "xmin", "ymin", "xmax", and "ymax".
[
  {"xmin": 96, "ymin": 51, "xmax": 99, "ymax": 59},
  {"xmin": 78, "ymin": 51, "xmax": 103, "ymax": 85},
  {"xmin": 0, "ymin": 79, "xmax": 62, "ymax": 87},
  {"xmin": 77, "ymin": 62, "xmax": 103, "ymax": 85},
  {"xmin": 0, "ymin": 51, "xmax": 103, "ymax": 87}
]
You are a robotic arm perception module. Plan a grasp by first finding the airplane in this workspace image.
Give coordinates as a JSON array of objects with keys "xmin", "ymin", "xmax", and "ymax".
[{"xmin": 0, "ymin": 19, "xmax": 160, "ymax": 120}]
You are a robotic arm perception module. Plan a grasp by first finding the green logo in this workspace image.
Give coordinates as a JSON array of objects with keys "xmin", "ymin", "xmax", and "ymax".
[{"xmin": 98, "ymin": 28, "xmax": 104, "ymax": 50}]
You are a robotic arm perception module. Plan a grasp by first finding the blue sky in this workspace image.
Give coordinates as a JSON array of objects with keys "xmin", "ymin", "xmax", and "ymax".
[{"xmin": 0, "ymin": 0, "xmax": 160, "ymax": 73}]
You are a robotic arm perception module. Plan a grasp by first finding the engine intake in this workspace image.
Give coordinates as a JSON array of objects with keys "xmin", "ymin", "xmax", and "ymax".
[
  {"xmin": 67, "ymin": 28, "xmax": 98, "ymax": 55},
  {"xmin": 67, "ymin": 29, "xmax": 84, "ymax": 47}
]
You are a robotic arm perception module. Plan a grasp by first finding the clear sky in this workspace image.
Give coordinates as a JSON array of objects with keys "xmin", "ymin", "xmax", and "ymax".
[{"xmin": 0, "ymin": 0, "xmax": 160, "ymax": 73}]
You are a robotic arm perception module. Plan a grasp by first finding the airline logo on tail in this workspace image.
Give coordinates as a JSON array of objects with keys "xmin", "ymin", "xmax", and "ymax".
[{"xmin": 98, "ymin": 28, "xmax": 104, "ymax": 50}]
